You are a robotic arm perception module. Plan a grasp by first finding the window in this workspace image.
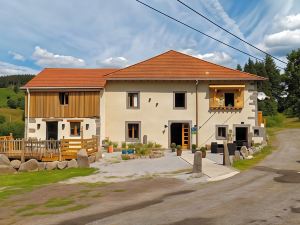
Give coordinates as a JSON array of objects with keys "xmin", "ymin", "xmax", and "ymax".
[
  {"xmin": 216, "ymin": 125, "xmax": 228, "ymax": 140},
  {"xmin": 224, "ymin": 93, "xmax": 234, "ymax": 107},
  {"xmin": 174, "ymin": 92, "xmax": 186, "ymax": 109},
  {"xmin": 62, "ymin": 124, "xmax": 65, "ymax": 130},
  {"xmin": 127, "ymin": 92, "xmax": 139, "ymax": 109},
  {"xmin": 86, "ymin": 124, "xmax": 89, "ymax": 130},
  {"xmin": 59, "ymin": 92, "xmax": 69, "ymax": 105},
  {"xmin": 125, "ymin": 122, "xmax": 141, "ymax": 142},
  {"xmin": 70, "ymin": 122, "xmax": 81, "ymax": 136},
  {"xmin": 37, "ymin": 124, "xmax": 40, "ymax": 130},
  {"xmin": 254, "ymin": 128, "xmax": 260, "ymax": 137}
]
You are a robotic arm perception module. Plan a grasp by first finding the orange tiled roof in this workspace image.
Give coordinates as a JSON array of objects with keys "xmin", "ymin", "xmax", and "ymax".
[
  {"xmin": 23, "ymin": 68, "xmax": 117, "ymax": 88},
  {"xmin": 105, "ymin": 50, "xmax": 266, "ymax": 81}
]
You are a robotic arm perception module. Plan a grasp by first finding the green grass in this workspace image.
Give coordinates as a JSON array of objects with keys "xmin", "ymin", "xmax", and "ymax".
[
  {"xmin": 233, "ymin": 114, "xmax": 300, "ymax": 171},
  {"xmin": 0, "ymin": 108, "xmax": 23, "ymax": 123},
  {"xmin": 0, "ymin": 168, "xmax": 97, "ymax": 200},
  {"xmin": 16, "ymin": 204, "xmax": 39, "ymax": 214},
  {"xmin": 45, "ymin": 197, "xmax": 74, "ymax": 208},
  {"xmin": 0, "ymin": 88, "xmax": 24, "ymax": 108}
]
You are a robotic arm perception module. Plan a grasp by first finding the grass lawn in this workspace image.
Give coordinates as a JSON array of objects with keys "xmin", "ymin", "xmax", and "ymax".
[
  {"xmin": 0, "ymin": 168, "xmax": 97, "ymax": 200},
  {"xmin": 233, "ymin": 114, "xmax": 300, "ymax": 171},
  {"xmin": 0, "ymin": 108, "xmax": 23, "ymax": 123}
]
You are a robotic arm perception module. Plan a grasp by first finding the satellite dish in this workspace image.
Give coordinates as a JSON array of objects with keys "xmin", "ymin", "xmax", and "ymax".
[{"xmin": 257, "ymin": 92, "xmax": 270, "ymax": 101}]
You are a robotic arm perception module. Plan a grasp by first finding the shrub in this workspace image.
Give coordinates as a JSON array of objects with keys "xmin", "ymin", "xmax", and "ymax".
[
  {"xmin": 146, "ymin": 141, "xmax": 154, "ymax": 148},
  {"xmin": 266, "ymin": 113, "xmax": 284, "ymax": 127},
  {"xmin": 7, "ymin": 98, "xmax": 17, "ymax": 109},
  {"xmin": 154, "ymin": 143, "xmax": 162, "ymax": 148},
  {"xmin": 0, "ymin": 122, "xmax": 24, "ymax": 138},
  {"xmin": 192, "ymin": 144, "xmax": 197, "ymax": 150},
  {"xmin": 112, "ymin": 142, "xmax": 118, "ymax": 148},
  {"xmin": 121, "ymin": 154, "xmax": 130, "ymax": 160},
  {"xmin": 121, "ymin": 142, "xmax": 127, "ymax": 149},
  {"xmin": 170, "ymin": 143, "xmax": 176, "ymax": 149},
  {"xmin": 135, "ymin": 147, "xmax": 150, "ymax": 156},
  {"xmin": 176, "ymin": 145, "xmax": 182, "ymax": 150},
  {"xmin": 0, "ymin": 115, "xmax": 5, "ymax": 124}
]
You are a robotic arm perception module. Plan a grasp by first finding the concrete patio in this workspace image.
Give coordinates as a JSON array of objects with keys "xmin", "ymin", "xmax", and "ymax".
[{"xmin": 64, "ymin": 150, "xmax": 239, "ymax": 184}]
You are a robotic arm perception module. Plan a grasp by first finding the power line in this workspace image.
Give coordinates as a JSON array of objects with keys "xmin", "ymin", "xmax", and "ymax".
[
  {"xmin": 136, "ymin": 0, "xmax": 285, "ymax": 70},
  {"xmin": 177, "ymin": 0, "xmax": 288, "ymax": 65}
]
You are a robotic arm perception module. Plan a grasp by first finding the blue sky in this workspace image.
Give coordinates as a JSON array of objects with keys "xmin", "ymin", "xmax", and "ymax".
[{"xmin": 0, "ymin": 0, "xmax": 299, "ymax": 75}]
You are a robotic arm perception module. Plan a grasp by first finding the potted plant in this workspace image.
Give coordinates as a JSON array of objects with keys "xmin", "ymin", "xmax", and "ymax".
[
  {"xmin": 176, "ymin": 145, "xmax": 182, "ymax": 156},
  {"xmin": 108, "ymin": 140, "xmax": 114, "ymax": 153},
  {"xmin": 192, "ymin": 144, "xmax": 197, "ymax": 153},
  {"xmin": 200, "ymin": 146, "xmax": 206, "ymax": 158},
  {"xmin": 170, "ymin": 143, "xmax": 176, "ymax": 152}
]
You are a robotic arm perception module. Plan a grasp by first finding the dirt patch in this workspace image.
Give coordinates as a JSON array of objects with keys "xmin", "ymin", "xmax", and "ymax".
[
  {"xmin": 253, "ymin": 166, "xmax": 300, "ymax": 183},
  {"xmin": 291, "ymin": 207, "xmax": 300, "ymax": 213},
  {"xmin": 0, "ymin": 177, "xmax": 185, "ymax": 225}
]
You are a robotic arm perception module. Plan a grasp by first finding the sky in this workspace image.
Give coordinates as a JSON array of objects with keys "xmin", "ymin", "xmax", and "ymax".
[{"xmin": 0, "ymin": 0, "xmax": 299, "ymax": 75}]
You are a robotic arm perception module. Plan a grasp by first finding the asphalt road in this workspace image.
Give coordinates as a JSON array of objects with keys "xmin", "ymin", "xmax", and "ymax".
[{"xmin": 63, "ymin": 129, "xmax": 300, "ymax": 225}]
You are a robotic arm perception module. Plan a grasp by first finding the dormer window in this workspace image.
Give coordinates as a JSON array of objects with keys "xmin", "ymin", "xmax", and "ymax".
[{"xmin": 59, "ymin": 92, "xmax": 69, "ymax": 105}]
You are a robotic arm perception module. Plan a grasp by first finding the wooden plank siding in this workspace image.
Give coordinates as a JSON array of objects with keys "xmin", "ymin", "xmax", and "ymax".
[
  {"xmin": 25, "ymin": 91, "xmax": 100, "ymax": 118},
  {"xmin": 209, "ymin": 86, "xmax": 244, "ymax": 110}
]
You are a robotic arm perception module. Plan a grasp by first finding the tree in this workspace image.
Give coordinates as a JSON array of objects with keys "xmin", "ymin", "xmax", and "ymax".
[
  {"xmin": 236, "ymin": 64, "xmax": 242, "ymax": 71},
  {"xmin": 284, "ymin": 49, "xmax": 300, "ymax": 118},
  {"xmin": 243, "ymin": 58, "xmax": 257, "ymax": 75}
]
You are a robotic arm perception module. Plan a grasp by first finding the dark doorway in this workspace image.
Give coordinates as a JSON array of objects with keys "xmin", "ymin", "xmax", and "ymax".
[
  {"xmin": 235, "ymin": 127, "xmax": 248, "ymax": 148},
  {"xmin": 46, "ymin": 122, "xmax": 58, "ymax": 140},
  {"xmin": 170, "ymin": 123, "xmax": 190, "ymax": 149},
  {"xmin": 171, "ymin": 123, "xmax": 182, "ymax": 146}
]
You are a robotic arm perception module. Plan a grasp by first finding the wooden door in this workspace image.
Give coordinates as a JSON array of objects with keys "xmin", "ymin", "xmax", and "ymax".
[{"xmin": 182, "ymin": 123, "xmax": 190, "ymax": 149}]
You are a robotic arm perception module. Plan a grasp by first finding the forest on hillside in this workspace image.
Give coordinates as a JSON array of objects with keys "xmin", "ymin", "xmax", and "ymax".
[
  {"xmin": 236, "ymin": 48, "xmax": 300, "ymax": 121},
  {"xmin": 0, "ymin": 74, "xmax": 35, "ymax": 138}
]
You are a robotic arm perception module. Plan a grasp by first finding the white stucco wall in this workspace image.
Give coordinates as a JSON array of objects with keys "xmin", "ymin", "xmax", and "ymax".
[
  {"xmin": 104, "ymin": 80, "xmax": 261, "ymax": 148},
  {"xmin": 27, "ymin": 118, "xmax": 98, "ymax": 140}
]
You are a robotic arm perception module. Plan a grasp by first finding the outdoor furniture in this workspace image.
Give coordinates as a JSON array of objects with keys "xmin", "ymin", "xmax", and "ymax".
[
  {"xmin": 211, "ymin": 142, "xmax": 218, "ymax": 153},
  {"xmin": 217, "ymin": 144, "xmax": 224, "ymax": 153},
  {"xmin": 227, "ymin": 143, "xmax": 237, "ymax": 155}
]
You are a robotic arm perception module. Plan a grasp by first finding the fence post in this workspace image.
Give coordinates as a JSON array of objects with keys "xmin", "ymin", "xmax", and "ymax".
[{"xmin": 21, "ymin": 138, "xmax": 25, "ymax": 163}]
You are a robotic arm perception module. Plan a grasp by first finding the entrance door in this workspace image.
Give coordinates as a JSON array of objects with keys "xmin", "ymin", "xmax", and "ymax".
[
  {"xmin": 182, "ymin": 123, "xmax": 190, "ymax": 149},
  {"xmin": 170, "ymin": 122, "xmax": 190, "ymax": 149},
  {"xmin": 46, "ymin": 122, "xmax": 58, "ymax": 140},
  {"xmin": 235, "ymin": 127, "xmax": 248, "ymax": 148}
]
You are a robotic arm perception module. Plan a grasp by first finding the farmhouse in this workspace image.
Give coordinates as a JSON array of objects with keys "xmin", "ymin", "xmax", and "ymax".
[{"xmin": 22, "ymin": 50, "xmax": 267, "ymax": 149}]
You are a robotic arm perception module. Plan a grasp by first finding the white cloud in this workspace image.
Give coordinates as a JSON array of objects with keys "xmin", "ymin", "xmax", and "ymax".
[
  {"xmin": 0, "ymin": 61, "xmax": 38, "ymax": 75},
  {"xmin": 280, "ymin": 13, "xmax": 300, "ymax": 30},
  {"xmin": 96, "ymin": 56, "xmax": 129, "ymax": 68},
  {"xmin": 180, "ymin": 48, "xmax": 233, "ymax": 66},
  {"xmin": 32, "ymin": 46, "xmax": 85, "ymax": 67},
  {"xmin": 8, "ymin": 51, "xmax": 25, "ymax": 61}
]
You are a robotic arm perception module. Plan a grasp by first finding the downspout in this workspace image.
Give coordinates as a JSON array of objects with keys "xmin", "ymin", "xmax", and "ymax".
[
  {"xmin": 195, "ymin": 80, "xmax": 199, "ymax": 147},
  {"xmin": 26, "ymin": 88, "xmax": 30, "ymax": 140}
]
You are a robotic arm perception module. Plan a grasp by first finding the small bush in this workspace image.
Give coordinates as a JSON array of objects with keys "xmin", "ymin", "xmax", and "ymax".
[
  {"xmin": 192, "ymin": 144, "xmax": 197, "ymax": 150},
  {"xmin": 0, "ymin": 115, "xmax": 5, "ymax": 124},
  {"xmin": 0, "ymin": 122, "xmax": 24, "ymax": 138},
  {"xmin": 7, "ymin": 98, "xmax": 17, "ymax": 109},
  {"xmin": 121, "ymin": 142, "xmax": 127, "ymax": 149},
  {"xmin": 112, "ymin": 142, "xmax": 118, "ymax": 148},
  {"xmin": 154, "ymin": 143, "xmax": 162, "ymax": 148},
  {"xmin": 146, "ymin": 141, "xmax": 154, "ymax": 148},
  {"xmin": 266, "ymin": 114, "xmax": 284, "ymax": 127}
]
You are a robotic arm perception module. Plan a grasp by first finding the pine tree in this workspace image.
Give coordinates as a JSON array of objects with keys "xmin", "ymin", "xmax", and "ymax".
[
  {"xmin": 236, "ymin": 64, "xmax": 242, "ymax": 71},
  {"xmin": 284, "ymin": 49, "xmax": 300, "ymax": 118}
]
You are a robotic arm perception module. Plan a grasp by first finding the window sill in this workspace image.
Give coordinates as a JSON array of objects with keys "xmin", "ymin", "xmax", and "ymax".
[
  {"xmin": 174, "ymin": 107, "xmax": 187, "ymax": 110},
  {"xmin": 216, "ymin": 137, "xmax": 227, "ymax": 140}
]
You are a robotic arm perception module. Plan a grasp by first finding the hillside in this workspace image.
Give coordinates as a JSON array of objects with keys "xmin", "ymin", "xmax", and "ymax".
[{"xmin": 0, "ymin": 88, "xmax": 24, "ymax": 108}]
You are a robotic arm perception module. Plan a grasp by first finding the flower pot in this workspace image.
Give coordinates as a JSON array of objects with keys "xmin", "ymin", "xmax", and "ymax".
[
  {"xmin": 176, "ymin": 149, "xmax": 182, "ymax": 156},
  {"xmin": 201, "ymin": 151, "xmax": 206, "ymax": 158},
  {"xmin": 171, "ymin": 148, "xmax": 176, "ymax": 152},
  {"xmin": 108, "ymin": 145, "xmax": 114, "ymax": 153}
]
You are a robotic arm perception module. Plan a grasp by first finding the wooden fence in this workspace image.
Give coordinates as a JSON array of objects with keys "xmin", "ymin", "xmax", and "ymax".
[{"xmin": 0, "ymin": 135, "xmax": 99, "ymax": 162}]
